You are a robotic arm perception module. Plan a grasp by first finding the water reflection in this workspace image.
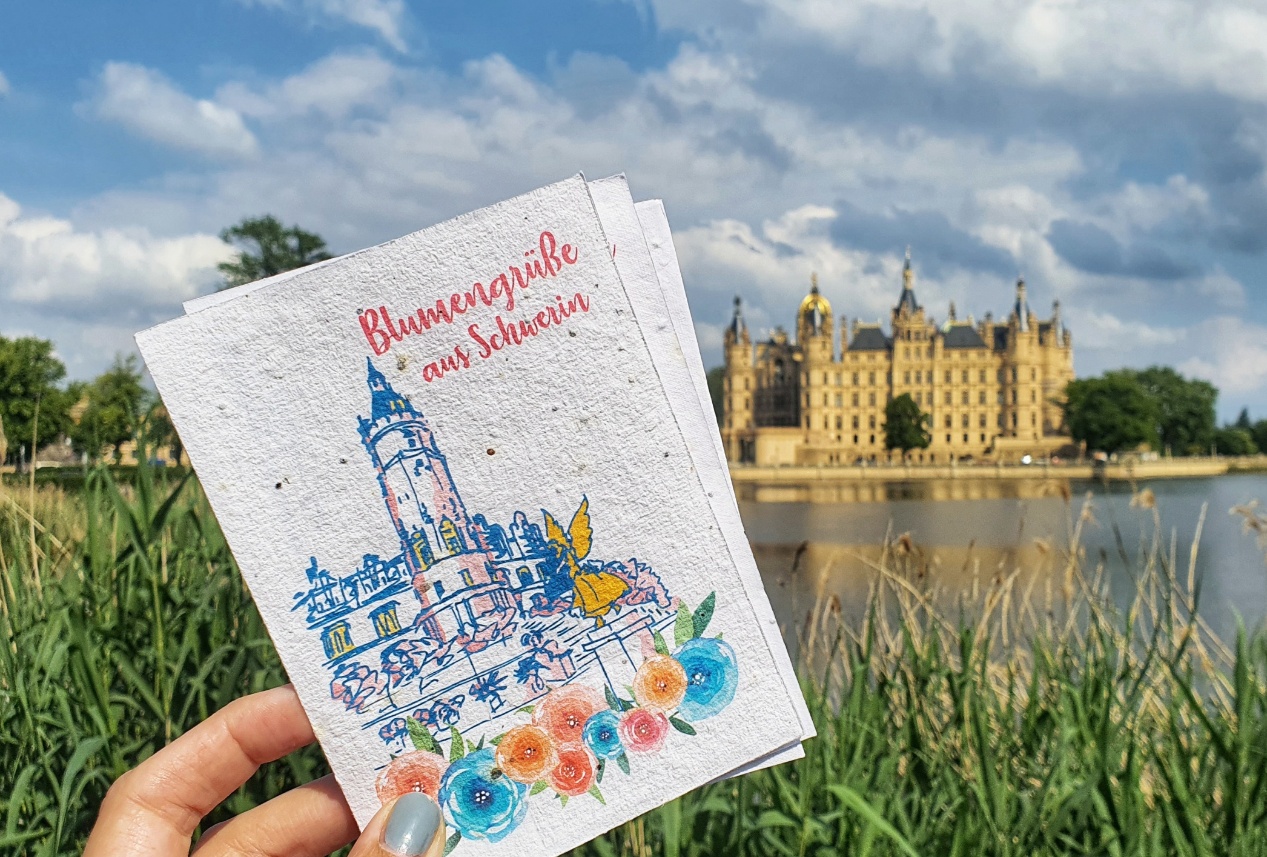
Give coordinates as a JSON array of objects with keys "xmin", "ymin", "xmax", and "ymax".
[{"xmin": 745, "ymin": 474, "xmax": 1267, "ymax": 644}]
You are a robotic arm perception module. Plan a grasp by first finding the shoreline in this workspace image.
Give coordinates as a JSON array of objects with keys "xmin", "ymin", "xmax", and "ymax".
[{"xmin": 730, "ymin": 455, "xmax": 1267, "ymax": 503}]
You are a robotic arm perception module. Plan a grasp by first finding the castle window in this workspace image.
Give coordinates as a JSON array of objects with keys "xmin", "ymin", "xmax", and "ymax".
[
  {"xmin": 1012, "ymin": 413, "xmax": 1018, "ymax": 427},
  {"xmin": 915, "ymin": 371, "xmax": 922, "ymax": 384},
  {"xmin": 870, "ymin": 434, "xmax": 875, "ymax": 444},
  {"xmin": 962, "ymin": 391, "xmax": 969, "ymax": 404},
  {"xmin": 999, "ymin": 414, "xmax": 1005, "ymax": 427},
  {"xmin": 869, "ymin": 416, "xmax": 876, "ymax": 429},
  {"xmin": 979, "ymin": 414, "xmax": 987, "ymax": 428},
  {"xmin": 1032, "ymin": 368, "xmax": 1037, "ymax": 381},
  {"xmin": 962, "ymin": 414, "xmax": 969, "ymax": 428},
  {"xmin": 945, "ymin": 370, "xmax": 952, "ymax": 383},
  {"xmin": 962, "ymin": 370, "xmax": 969, "ymax": 383},
  {"xmin": 998, "ymin": 392, "xmax": 1005, "ymax": 404},
  {"xmin": 321, "ymin": 621, "xmax": 354, "ymax": 660},
  {"xmin": 853, "ymin": 434, "xmax": 859, "ymax": 444},
  {"xmin": 824, "ymin": 394, "xmax": 829, "ymax": 406},
  {"xmin": 904, "ymin": 371, "xmax": 911, "ymax": 384},
  {"xmin": 852, "ymin": 372, "xmax": 859, "ymax": 385},
  {"xmin": 836, "ymin": 416, "xmax": 843, "ymax": 430},
  {"xmin": 824, "ymin": 416, "xmax": 830, "ymax": 429},
  {"xmin": 979, "ymin": 391, "xmax": 986, "ymax": 404},
  {"xmin": 1012, "ymin": 391, "xmax": 1018, "ymax": 403},
  {"xmin": 744, "ymin": 378, "xmax": 750, "ymax": 390},
  {"xmin": 835, "ymin": 394, "xmax": 842, "ymax": 407},
  {"xmin": 868, "ymin": 371, "xmax": 875, "ymax": 384},
  {"xmin": 1012, "ymin": 368, "xmax": 1018, "ymax": 382},
  {"xmin": 964, "ymin": 434, "xmax": 969, "ymax": 443},
  {"xmin": 904, "ymin": 347, "xmax": 911, "ymax": 359},
  {"xmin": 915, "ymin": 392, "xmax": 922, "ymax": 405},
  {"xmin": 944, "ymin": 415, "xmax": 951, "ymax": 428},
  {"xmin": 852, "ymin": 393, "xmax": 859, "ymax": 406},
  {"xmin": 981, "ymin": 433, "xmax": 986, "ymax": 443},
  {"xmin": 979, "ymin": 370, "xmax": 986, "ymax": 383},
  {"xmin": 946, "ymin": 434, "xmax": 951, "ymax": 443},
  {"xmin": 1032, "ymin": 413, "xmax": 1037, "ymax": 425},
  {"xmin": 852, "ymin": 416, "xmax": 860, "ymax": 429},
  {"xmin": 1031, "ymin": 390, "xmax": 1037, "ymax": 403},
  {"xmin": 869, "ymin": 393, "xmax": 876, "ymax": 406},
  {"xmin": 370, "ymin": 602, "xmax": 402, "ymax": 639},
  {"xmin": 944, "ymin": 392, "xmax": 952, "ymax": 405}
]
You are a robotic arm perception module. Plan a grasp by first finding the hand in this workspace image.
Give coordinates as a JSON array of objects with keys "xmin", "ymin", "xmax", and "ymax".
[{"xmin": 84, "ymin": 685, "xmax": 446, "ymax": 857}]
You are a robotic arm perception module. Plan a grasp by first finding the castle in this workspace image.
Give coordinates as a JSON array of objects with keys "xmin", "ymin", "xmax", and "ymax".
[
  {"xmin": 292, "ymin": 361, "xmax": 674, "ymax": 749},
  {"xmin": 722, "ymin": 254, "xmax": 1075, "ymax": 466}
]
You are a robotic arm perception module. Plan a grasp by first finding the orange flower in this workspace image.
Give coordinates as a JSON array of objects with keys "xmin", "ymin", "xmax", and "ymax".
[
  {"xmin": 548, "ymin": 743, "xmax": 597, "ymax": 797},
  {"xmin": 632, "ymin": 655, "xmax": 687, "ymax": 711},
  {"xmin": 494, "ymin": 724, "xmax": 557, "ymax": 784},
  {"xmin": 533, "ymin": 684, "xmax": 605, "ymax": 744},
  {"xmin": 375, "ymin": 750, "xmax": 449, "ymax": 803}
]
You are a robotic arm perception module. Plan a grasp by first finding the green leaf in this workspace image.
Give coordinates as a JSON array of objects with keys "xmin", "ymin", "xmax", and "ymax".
[
  {"xmin": 596, "ymin": 758, "xmax": 606, "ymax": 784},
  {"xmin": 449, "ymin": 726, "xmax": 466, "ymax": 762},
  {"xmin": 668, "ymin": 716, "xmax": 697, "ymax": 736},
  {"xmin": 828, "ymin": 785, "xmax": 923, "ymax": 857},
  {"xmin": 407, "ymin": 719, "xmax": 442, "ymax": 754},
  {"xmin": 692, "ymin": 592, "xmax": 716, "ymax": 638},
  {"xmin": 652, "ymin": 629, "xmax": 670, "ymax": 656},
  {"xmin": 465, "ymin": 737, "xmax": 478, "ymax": 753},
  {"xmin": 604, "ymin": 684, "xmax": 621, "ymax": 712},
  {"xmin": 530, "ymin": 780, "xmax": 549, "ymax": 796},
  {"xmin": 616, "ymin": 753, "xmax": 631, "ymax": 775},
  {"xmin": 588, "ymin": 784, "xmax": 606, "ymax": 805},
  {"xmin": 560, "ymin": 794, "xmax": 569, "ymax": 808},
  {"xmin": 517, "ymin": 704, "xmax": 536, "ymax": 714},
  {"xmin": 490, "ymin": 734, "xmax": 504, "ymax": 746},
  {"xmin": 674, "ymin": 601, "xmax": 694, "ymax": 647},
  {"xmin": 444, "ymin": 831, "xmax": 462, "ymax": 856}
]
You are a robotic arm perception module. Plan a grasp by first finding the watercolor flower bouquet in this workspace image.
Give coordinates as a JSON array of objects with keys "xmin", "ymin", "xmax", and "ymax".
[{"xmin": 376, "ymin": 595, "xmax": 737, "ymax": 851}]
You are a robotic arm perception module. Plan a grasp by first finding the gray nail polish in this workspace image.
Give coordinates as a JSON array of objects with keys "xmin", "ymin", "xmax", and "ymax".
[{"xmin": 383, "ymin": 792, "xmax": 442, "ymax": 856}]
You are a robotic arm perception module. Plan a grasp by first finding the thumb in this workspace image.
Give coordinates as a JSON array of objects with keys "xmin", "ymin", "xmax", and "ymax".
[{"xmin": 349, "ymin": 792, "xmax": 447, "ymax": 857}]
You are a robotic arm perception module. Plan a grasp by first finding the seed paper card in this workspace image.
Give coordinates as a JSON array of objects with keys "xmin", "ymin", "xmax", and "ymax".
[{"xmin": 137, "ymin": 175, "xmax": 803, "ymax": 855}]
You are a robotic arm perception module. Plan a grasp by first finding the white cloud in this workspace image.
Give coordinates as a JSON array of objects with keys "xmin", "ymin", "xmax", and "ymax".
[
  {"xmin": 0, "ymin": 192, "xmax": 231, "ymax": 312},
  {"xmin": 239, "ymin": 0, "xmax": 407, "ymax": 51},
  {"xmin": 88, "ymin": 62, "xmax": 258, "ymax": 159},
  {"xmin": 1179, "ymin": 317, "xmax": 1267, "ymax": 396},
  {"xmin": 217, "ymin": 51, "xmax": 399, "ymax": 120},
  {"xmin": 1064, "ymin": 307, "xmax": 1186, "ymax": 351}
]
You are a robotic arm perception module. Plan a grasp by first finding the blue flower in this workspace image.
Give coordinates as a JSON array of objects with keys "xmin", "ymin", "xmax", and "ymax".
[
  {"xmin": 674, "ymin": 637, "xmax": 738, "ymax": 721},
  {"xmin": 437, "ymin": 748, "xmax": 527, "ymax": 843},
  {"xmin": 582, "ymin": 710, "xmax": 624, "ymax": 759}
]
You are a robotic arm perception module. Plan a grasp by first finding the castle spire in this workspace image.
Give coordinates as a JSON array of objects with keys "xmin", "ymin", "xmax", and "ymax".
[
  {"xmin": 1013, "ymin": 278, "xmax": 1030, "ymax": 332},
  {"xmin": 896, "ymin": 248, "xmax": 918, "ymax": 316},
  {"xmin": 728, "ymin": 295, "xmax": 748, "ymax": 338}
]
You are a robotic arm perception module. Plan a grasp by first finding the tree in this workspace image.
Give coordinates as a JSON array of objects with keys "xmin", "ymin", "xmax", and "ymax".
[
  {"xmin": 1235, "ymin": 408, "xmax": 1253, "ymax": 431},
  {"xmin": 0, "ymin": 336, "xmax": 75, "ymax": 464},
  {"xmin": 1134, "ymin": 366, "xmax": 1217, "ymax": 455},
  {"xmin": 217, "ymin": 215, "xmax": 333, "ymax": 290},
  {"xmin": 70, "ymin": 355, "xmax": 148, "ymax": 462},
  {"xmin": 1064, "ymin": 373, "xmax": 1159, "ymax": 453},
  {"xmin": 706, "ymin": 366, "xmax": 725, "ymax": 423},
  {"xmin": 1214, "ymin": 426, "xmax": 1258, "ymax": 456},
  {"xmin": 1252, "ymin": 420, "xmax": 1267, "ymax": 456},
  {"xmin": 883, "ymin": 393, "xmax": 931, "ymax": 458}
]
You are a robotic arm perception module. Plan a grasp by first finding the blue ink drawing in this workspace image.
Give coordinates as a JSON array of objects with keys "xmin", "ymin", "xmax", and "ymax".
[{"xmin": 292, "ymin": 360, "xmax": 676, "ymax": 749}]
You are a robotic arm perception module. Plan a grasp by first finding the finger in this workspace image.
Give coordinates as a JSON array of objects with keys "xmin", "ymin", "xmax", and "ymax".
[
  {"xmin": 349, "ymin": 793, "xmax": 447, "ymax": 857},
  {"xmin": 191, "ymin": 774, "xmax": 358, "ymax": 857},
  {"xmin": 85, "ymin": 685, "xmax": 316, "ymax": 857}
]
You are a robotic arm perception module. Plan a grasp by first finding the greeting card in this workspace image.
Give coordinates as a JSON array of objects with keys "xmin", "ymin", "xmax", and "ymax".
[{"xmin": 138, "ymin": 175, "xmax": 804, "ymax": 855}]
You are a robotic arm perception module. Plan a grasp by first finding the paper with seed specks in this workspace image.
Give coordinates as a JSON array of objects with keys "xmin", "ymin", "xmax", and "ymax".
[{"xmin": 138, "ymin": 175, "xmax": 804, "ymax": 855}]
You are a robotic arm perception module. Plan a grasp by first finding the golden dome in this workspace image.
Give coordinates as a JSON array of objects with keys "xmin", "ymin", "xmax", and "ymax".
[{"xmin": 798, "ymin": 273, "xmax": 832, "ymax": 319}]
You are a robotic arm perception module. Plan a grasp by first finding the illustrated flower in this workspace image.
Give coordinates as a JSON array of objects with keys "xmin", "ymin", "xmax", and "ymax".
[
  {"xmin": 618, "ymin": 709, "xmax": 669, "ymax": 754},
  {"xmin": 494, "ymin": 724, "xmax": 557, "ymax": 784},
  {"xmin": 632, "ymin": 654, "xmax": 687, "ymax": 711},
  {"xmin": 534, "ymin": 684, "xmax": 605, "ymax": 744},
  {"xmin": 376, "ymin": 750, "xmax": 449, "ymax": 803},
  {"xmin": 582, "ymin": 710, "xmax": 624, "ymax": 760},
  {"xmin": 674, "ymin": 638, "xmax": 739, "ymax": 721},
  {"xmin": 438, "ymin": 748, "xmax": 528, "ymax": 843},
  {"xmin": 548, "ymin": 744, "xmax": 596, "ymax": 797}
]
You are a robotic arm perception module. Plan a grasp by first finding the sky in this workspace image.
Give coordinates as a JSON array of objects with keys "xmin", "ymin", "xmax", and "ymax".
[{"xmin": 2, "ymin": 0, "xmax": 1267, "ymax": 421}]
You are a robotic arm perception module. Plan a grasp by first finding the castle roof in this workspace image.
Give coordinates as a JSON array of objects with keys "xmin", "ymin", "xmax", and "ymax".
[
  {"xmin": 942, "ymin": 324, "xmax": 988, "ymax": 349},
  {"xmin": 896, "ymin": 250, "xmax": 919, "ymax": 316},
  {"xmin": 366, "ymin": 358, "xmax": 420, "ymax": 424},
  {"xmin": 798, "ymin": 275, "xmax": 832, "ymax": 323},
  {"xmin": 848, "ymin": 326, "xmax": 891, "ymax": 351}
]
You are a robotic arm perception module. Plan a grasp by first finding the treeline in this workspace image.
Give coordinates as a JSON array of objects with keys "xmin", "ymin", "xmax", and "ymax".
[
  {"xmin": 0, "ymin": 336, "xmax": 174, "ymax": 465},
  {"xmin": 1065, "ymin": 366, "xmax": 1266, "ymax": 455}
]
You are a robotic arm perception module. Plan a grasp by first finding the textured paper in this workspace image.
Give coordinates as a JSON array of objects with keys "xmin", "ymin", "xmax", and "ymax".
[
  {"xmin": 138, "ymin": 175, "xmax": 802, "ymax": 855},
  {"xmin": 188, "ymin": 183, "xmax": 811, "ymax": 776}
]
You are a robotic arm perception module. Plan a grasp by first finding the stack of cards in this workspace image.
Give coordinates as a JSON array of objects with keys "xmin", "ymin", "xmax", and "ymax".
[{"xmin": 137, "ymin": 174, "xmax": 813, "ymax": 856}]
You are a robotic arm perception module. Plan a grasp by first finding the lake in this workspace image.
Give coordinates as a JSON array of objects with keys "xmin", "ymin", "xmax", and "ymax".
[{"xmin": 744, "ymin": 473, "xmax": 1267, "ymax": 644}]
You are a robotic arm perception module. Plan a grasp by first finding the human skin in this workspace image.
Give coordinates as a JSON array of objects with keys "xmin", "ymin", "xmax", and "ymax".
[{"xmin": 82, "ymin": 684, "xmax": 445, "ymax": 857}]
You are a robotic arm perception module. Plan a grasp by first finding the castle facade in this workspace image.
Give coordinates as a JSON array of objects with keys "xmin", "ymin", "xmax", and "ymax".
[{"xmin": 722, "ymin": 255, "xmax": 1074, "ymax": 466}]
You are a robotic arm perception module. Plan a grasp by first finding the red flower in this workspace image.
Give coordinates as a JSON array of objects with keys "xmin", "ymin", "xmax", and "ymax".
[
  {"xmin": 534, "ymin": 684, "xmax": 605, "ymax": 744},
  {"xmin": 547, "ymin": 743, "xmax": 596, "ymax": 797},
  {"xmin": 375, "ymin": 750, "xmax": 449, "ymax": 803},
  {"xmin": 495, "ymin": 724, "xmax": 558, "ymax": 784},
  {"xmin": 618, "ymin": 709, "xmax": 669, "ymax": 754}
]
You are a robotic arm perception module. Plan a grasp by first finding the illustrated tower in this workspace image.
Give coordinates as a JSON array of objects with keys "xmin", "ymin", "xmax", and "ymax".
[{"xmin": 358, "ymin": 360, "xmax": 475, "ymax": 593}]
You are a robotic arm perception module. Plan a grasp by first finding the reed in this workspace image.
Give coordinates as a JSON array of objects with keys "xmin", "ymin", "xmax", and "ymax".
[{"xmin": 2, "ymin": 461, "xmax": 1264, "ymax": 856}]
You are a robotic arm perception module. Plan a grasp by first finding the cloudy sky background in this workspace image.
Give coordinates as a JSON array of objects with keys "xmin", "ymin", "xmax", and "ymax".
[{"xmin": 3, "ymin": 0, "xmax": 1267, "ymax": 419}]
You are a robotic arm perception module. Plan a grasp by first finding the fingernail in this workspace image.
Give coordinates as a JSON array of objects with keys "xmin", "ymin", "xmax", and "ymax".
[{"xmin": 382, "ymin": 792, "xmax": 442, "ymax": 856}]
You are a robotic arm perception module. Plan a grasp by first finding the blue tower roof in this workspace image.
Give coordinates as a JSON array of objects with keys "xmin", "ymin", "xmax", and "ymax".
[{"xmin": 366, "ymin": 358, "xmax": 420, "ymax": 423}]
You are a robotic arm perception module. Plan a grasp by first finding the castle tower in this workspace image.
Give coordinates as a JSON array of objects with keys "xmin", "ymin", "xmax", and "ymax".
[
  {"xmin": 889, "ymin": 250, "xmax": 934, "ymax": 451},
  {"xmin": 1004, "ymin": 279, "xmax": 1041, "ymax": 441},
  {"xmin": 358, "ymin": 360, "xmax": 475, "ymax": 591},
  {"xmin": 722, "ymin": 296, "xmax": 756, "ymax": 461},
  {"xmin": 797, "ymin": 274, "xmax": 835, "ymax": 444}
]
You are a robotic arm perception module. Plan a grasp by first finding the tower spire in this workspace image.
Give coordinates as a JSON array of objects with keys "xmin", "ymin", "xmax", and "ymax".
[{"xmin": 896, "ymin": 248, "xmax": 918, "ymax": 316}]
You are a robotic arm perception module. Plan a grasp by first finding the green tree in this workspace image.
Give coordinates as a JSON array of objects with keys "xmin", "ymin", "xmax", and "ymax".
[
  {"xmin": 1134, "ymin": 366, "xmax": 1217, "ymax": 455},
  {"xmin": 1252, "ymin": 419, "xmax": 1267, "ymax": 456},
  {"xmin": 70, "ymin": 355, "xmax": 148, "ymax": 462},
  {"xmin": 1234, "ymin": 407, "xmax": 1253, "ymax": 430},
  {"xmin": 883, "ymin": 393, "xmax": 931, "ymax": 458},
  {"xmin": 1064, "ymin": 373, "xmax": 1159, "ymax": 453},
  {"xmin": 217, "ymin": 215, "xmax": 333, "ymax": 290},
  {"xmin": 1214, "ymin": 426, "xmax": 1258, "ymax": 456},
  {"xmin": 706, "ymin": 366, "xmax": 725, "ymax": 423},
  {"xmin": 0, "ymin": 335, "xmax": 75, "ymax": 464}
]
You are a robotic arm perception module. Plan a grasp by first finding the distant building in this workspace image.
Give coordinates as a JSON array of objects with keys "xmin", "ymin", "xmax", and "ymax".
[{"xmin": 722, "ymin": 253, "xmax": 1074, "ymax": 465}]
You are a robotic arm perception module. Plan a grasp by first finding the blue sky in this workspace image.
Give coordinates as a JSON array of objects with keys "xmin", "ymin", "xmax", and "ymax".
[{"xmin": 3, "ymin": 0, "xmax": 1267, "ymax": 420}]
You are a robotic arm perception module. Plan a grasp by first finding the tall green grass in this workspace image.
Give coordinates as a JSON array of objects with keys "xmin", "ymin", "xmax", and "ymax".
[{"xmin": 2, "ymin": 464, "xmax": 1266, "ymax": 856}]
